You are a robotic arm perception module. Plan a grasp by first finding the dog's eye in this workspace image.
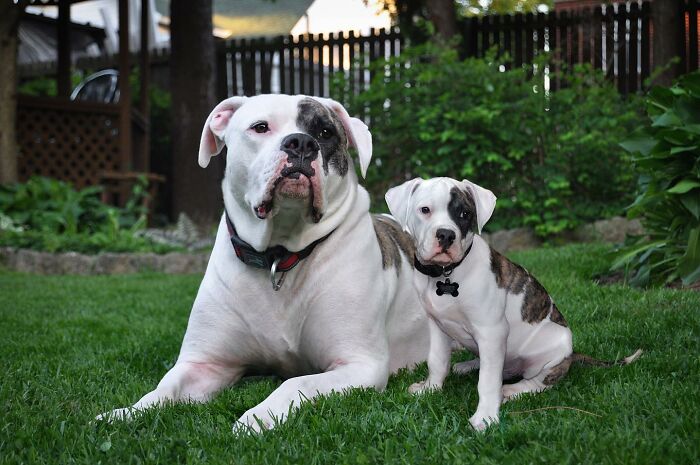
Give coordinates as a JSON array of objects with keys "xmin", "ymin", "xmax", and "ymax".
[
  {"xmin": 251, "ymin": 122, "xmax": 269, "ymax": 134},
  {"xmin": 460, "ymin": 211, "xmax": 468, "ymax": 219},
  {"xmin": 420, "ymin": 207, "xmax": 430, "ymax": 215},
  {"xmin": 319, "ymin": 128, "xmax": 333, "ymax": 140}
]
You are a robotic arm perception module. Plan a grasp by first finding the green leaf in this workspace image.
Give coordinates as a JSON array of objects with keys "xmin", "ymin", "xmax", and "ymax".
[
  {"xmin": 620, "ymin": 136, "xmax": 657, "ymax": 156},
  {"xmin": 679, "ymin": 228, "xmax": 700, "ymax": 285},
  {"xmin": 667, "ymin": 180, "xmax": 700, "ymax": 194},
  {"xmin": 681, "ymin": 193, "xmax": 700, "ymax": 219},
  {"xmin": 669, "ymin": 145, "xmax": 698, "ymax": 155}
]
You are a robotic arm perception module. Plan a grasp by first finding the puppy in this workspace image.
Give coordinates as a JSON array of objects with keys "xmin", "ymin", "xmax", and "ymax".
[{"xmin": 386, "ymin": 177, "xmax": 641, "ymax": 430}]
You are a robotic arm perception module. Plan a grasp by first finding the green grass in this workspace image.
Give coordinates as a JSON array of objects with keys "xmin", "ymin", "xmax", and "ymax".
[{"xmin": 1, "ymin": 244, "xmax": 698, "ymax": 465}]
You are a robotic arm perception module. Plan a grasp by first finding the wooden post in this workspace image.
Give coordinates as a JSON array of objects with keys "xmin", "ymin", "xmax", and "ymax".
[
  {"xmin": 170, "ymin": 0, "xmax": 220, "ymax": 224},
  {"xmin": 139, "ymin": 0, "xmax": 150, "ymax": 172},
  {"xmin": 57, "ymin": 0, "xmax": 71, "ymax": 97},
  {"xmin": 0, "ymin": 1, "xmax": 27, "ymax": 184},
  {"xmin": 651, "ymin": 0, "xmax": 683, "ymax": 86},
  {"xmin": 118, "ymin": 0, "xmax": 131, "ymax": 171}
]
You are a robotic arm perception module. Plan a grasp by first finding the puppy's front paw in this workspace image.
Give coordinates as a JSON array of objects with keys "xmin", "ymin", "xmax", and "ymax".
[
  {"xmin": 95, "ymin": 407, "xmax": 134, "ymax": 423},
  {"xmin": 468, "ymin": 411, "xmax": 499, "ymax": 431},
  {"xmin": 408, "ymin": 380, "xmax": 441, "ymax": 394}
]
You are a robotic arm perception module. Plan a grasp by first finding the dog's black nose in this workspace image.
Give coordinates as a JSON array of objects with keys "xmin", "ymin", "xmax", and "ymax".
[
  {"xmin": 436, "ymin": 228, "xmax": 456, "ymax": 250},
  {"xmin": 280, "ymin": 133, "xmax": 319, "ymax": 163}
]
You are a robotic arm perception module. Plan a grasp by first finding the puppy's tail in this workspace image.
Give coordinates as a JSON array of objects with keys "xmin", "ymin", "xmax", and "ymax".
[{"xmin": 571, "ymin": 348, "xmax": 643, "ymax": 367}]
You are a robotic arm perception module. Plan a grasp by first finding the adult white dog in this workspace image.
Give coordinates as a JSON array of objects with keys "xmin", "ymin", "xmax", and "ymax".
[{"xmin": 97, "ymin": 95, "xmax": 428, "ymax": 432}]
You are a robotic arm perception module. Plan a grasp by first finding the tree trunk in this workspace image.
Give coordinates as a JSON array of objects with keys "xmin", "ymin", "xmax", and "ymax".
[
  {"xmin": 426, "ymin": 0, "xmax": 458, "ymax": 43},
  {"xmin": 0, "ymin": 1, "xmax": 25, "ymax": 184},
  {"xmin": 170, "ymin": 0, "xmax": 222, "ymax": 225},
  {"xmin": 652, "ymin": 0, "xmax": 682, "ymax": 87}
]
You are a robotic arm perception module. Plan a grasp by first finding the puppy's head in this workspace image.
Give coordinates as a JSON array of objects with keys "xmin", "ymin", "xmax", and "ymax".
[
  {"xmin": 198, "ymin": 95, "xmax": 372, "ymax": 224},
  {"xmin": 385, "ymin": 177, "xmax": 496, "ymax": 266}
]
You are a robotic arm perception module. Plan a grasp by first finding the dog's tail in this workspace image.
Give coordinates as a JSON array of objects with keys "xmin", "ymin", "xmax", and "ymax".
[{"xmin": 571, "ymin": 348, "xmax": 643, "ymax": 367}]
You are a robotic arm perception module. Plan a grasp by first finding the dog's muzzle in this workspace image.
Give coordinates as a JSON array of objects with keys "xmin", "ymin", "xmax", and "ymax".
[{"xmin": 280, "ymin": 133, "xmax": 319, "ymax": 179}]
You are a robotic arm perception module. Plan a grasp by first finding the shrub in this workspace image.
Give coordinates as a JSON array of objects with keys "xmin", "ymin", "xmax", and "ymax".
[
  {"xmin": 611, "ymin": 71, "xmax": 700, "ymax": 287},
  {"xmin": 334, "ymin": 44, "xmax": 643, "ymax": 236},
  {"xmin": 0, "ymin": 177, "xmax": 177, "ymax": 254}
]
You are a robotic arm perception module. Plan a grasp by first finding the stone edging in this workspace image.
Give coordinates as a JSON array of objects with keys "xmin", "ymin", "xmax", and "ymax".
[
  {"xmin": 0, "ymin": 248, "xmax": 210, "ymax": 275},
  {"xmin": 0, "ymin": 216, "xmax": 642, "ymax": 275}
]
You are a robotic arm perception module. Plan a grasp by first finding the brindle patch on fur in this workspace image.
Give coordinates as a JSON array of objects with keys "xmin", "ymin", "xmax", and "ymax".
[
  {"xmin": 296, "ymin": 98, "xmax": 349, "ymax": 176},
  {"xmin": 549, "ymin": 304, "xmax": 568, "ymax": 327},
  {"xmin": 490, "ymin": 248, "xmax": 563, "ymax": 324},
  {"xmin": 448, "ymin": 187, "xmax": 476, "ymax": 237},
  {"xmin": 490, "ymin": 248, "xmax": 529, "ymax": 294},
  {"xmin": 372, "ymin": 215, "xmax": 415, "ymax": 274},
  {"xmin": 543, "ymin": 356, "xmax": 573, "ymax": 385},
  {"xmin": 522, "ymin": 278, "xmax": 553, "ymax": 324}
]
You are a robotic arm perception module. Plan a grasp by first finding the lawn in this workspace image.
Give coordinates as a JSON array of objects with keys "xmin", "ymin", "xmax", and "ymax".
[{"xmin": 1, "ymin": 243, "xmax": 698, "ymax": 465}]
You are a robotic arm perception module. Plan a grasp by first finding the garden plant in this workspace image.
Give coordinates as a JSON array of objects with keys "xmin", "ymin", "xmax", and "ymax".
[
  {"xmin": 613, "ymin": 70, "xmax": 700, "ymax": 288},
  {"xmin": 335, "ymin": 45, "xmax": 644, "ymax": 236}
]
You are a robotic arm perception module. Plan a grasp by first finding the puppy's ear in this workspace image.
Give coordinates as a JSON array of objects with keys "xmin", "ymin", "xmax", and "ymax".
[
  {"xmin": 385, "ymin": 178, "xmax": 422, "ymax": 232},
  {"xmin": 312, "ymin": 97, "xmax": 372, "ymax": 178},
  {"xmin": 198, "ymin": 96, "xmax": 247, "ymax": 168},
  {"xmin": 460, "ymin": 179, "xmax": 497, "ymax": 234}
]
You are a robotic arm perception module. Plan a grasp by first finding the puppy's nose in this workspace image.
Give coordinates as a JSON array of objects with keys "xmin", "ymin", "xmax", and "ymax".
[
  {"xmin": 436, "ymin": 228, "xmax": 456, "ymax": 250},
  {"xmin": 280, "ymin": 133, "xmax": 319, "ymax": 163}
]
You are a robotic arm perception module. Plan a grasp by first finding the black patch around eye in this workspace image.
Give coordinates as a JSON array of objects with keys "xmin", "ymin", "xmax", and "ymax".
[
  {"xmin": 448, "ymin": 187, "xmax": 476, "ymax": 237},
  {"xmin": 296, "ymin": 98, "xmax": 348, "ymax": 176}
]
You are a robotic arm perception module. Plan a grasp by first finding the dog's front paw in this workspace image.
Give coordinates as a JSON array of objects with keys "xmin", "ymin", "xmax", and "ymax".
[
  {"xmin": 233, "ymin": 407, "xmax": 277, "ymax": 435},
  {"xmin": 408, "ymin": 380, "xmax": 441, "ymax": 394},
  {"xmin": 468, "ymin": 411, "xmax": 499, "ymax": 432},
  {"xmin": 95, "ymin": 407, "xmax": 134, "ymax": 423}
]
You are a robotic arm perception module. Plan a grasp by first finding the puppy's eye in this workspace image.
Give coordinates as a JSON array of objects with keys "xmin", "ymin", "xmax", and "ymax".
[
  {"xmin": 319, "ymin": 128, "xmax": 333, "ymax": 140},
  {"xmin": 420, "ymin": 207, "xmax": 430, "ymax": 215},
  {"xmin": 251, "ymin": 122, "xmax": 269, "ymax": 134},
  {"xmin": 460, "ymin": 211, "xmax": 469, "ymax": 219}
]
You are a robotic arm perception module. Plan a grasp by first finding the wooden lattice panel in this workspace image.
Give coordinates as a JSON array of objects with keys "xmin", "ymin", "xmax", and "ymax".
[{"xmin": 16, "ymin": 96, "xmax": 122, "ymax": 189}]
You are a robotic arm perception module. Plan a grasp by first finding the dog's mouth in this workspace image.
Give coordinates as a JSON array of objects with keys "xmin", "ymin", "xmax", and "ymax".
[
  {"xmin": 421, "ymin": 252, "xmax": 454, "ymax": 266},
  {"xmin": 253, "ymin": 164, "xmax": 323, "ymax": 222}
]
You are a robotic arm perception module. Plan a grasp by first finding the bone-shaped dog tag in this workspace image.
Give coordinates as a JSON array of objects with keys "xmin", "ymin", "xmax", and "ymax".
[{"xmin": 436, "ymin": 278, "xmax": 459, "ymax": 297}]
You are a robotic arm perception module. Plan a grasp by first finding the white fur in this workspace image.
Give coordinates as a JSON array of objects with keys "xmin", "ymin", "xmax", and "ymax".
[
  {"xmin": 97, "ymin": 95, "xmax": 428, "ymax": 433},
  {"xmin": 388, "ymin": 177, "xmax": 573, "ymax": 431}
]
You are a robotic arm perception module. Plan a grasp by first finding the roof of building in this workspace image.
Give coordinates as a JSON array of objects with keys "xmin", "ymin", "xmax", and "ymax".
[
  {"xmin": 18, "ymin": 11, "xmax": 106, "ymax": 65},
  {"xmin": 154, "ymin": 0, "xmax": 314, "ymax": 38}
]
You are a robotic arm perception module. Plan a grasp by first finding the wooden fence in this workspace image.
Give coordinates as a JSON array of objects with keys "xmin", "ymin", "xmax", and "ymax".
[
  {"xmin": 216, "ymin": 28, "xmax": 404, "ymax": 100},
  {"xmin": 682, "ymin": 0, "xmax": 700, "ymax": 74},
  {"xmin": 461, "ymin": 1, "xmax": 652, "ymax": 95},
  {"xmin": 18, "ymin": 0, "xmax": 699, "ymax": 100},
  {"xmin": 215, "ymin": 0, "xmax": 698, "ymax": 99}
]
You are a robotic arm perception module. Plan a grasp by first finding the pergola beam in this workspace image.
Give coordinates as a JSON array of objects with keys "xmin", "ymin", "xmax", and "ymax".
[
  {"xmin": 118, "ymin": 0, "xmax": 131, "ymax": 171},
  {"xmin": 56, "ymin": 0, "xmax": 71, "ymax": 97},
  {"xmin": 139, "ymin": 0, "xmax": 150, "ymax": 172}
]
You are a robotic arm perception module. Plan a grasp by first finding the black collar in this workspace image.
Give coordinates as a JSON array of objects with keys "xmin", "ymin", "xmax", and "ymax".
[
  {"xmin": 225, "ymin": 213, "xmax": 331, "ymax": 272},
  {"xmin": 413, "ymin": 242, "xmax": 473, "ymax": 278}
]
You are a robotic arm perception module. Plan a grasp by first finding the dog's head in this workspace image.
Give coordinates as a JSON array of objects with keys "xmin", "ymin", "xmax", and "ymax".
[
  {"xmin": 385, "ymin": 177, "xmax": 496, "ymax": 266},
  {"xmin": 198, "ymin": 95, "xmax": 371, "ymax": 224}
]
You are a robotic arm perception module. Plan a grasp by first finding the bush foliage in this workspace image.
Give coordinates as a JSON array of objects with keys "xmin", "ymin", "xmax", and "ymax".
[
  {"xmin": 612, "ymin": 71, "xmax": 700, "ymax": 287},
  {"xmin": 0, "ymin": 177, "xmax": 177, "ymax": 254},
  {"xmin": 335, "ymin": 45, "xmax": 643, "ymax": 235}
]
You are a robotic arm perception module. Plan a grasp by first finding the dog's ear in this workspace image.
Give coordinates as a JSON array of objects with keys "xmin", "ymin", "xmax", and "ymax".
[
  {"xmin": 198, "ymin": 96, "xmax": 247, "ymax": 168},
  {"xmin": 312, "ymin": 97, "xmax": 372, "ymax": 178},
  {"xmin": 385, "ymin": 178, "xmax": 422, "ymax": 232},
  {"xmin": 460, "ymin": 179, "xmax": 497, "ymax": 234}
]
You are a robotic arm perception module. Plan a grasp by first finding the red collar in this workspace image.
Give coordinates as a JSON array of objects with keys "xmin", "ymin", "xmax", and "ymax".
[{"xmin": 225, "ymin": 213, "xmax": 331, "ymax": 273}]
